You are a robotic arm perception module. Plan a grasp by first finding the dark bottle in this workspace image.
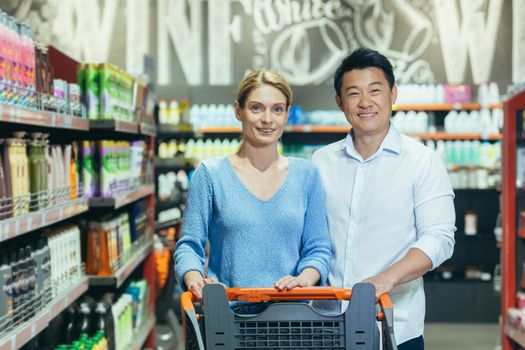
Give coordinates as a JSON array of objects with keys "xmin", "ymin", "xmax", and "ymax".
[
  {"xmin": 25, "ymin": 245, "xmax": 35, "ymax": 318},
  {"xmin": 77, "ymin": 302, "xmax": 92, "ymax": 337},
  {"xmin": 0, "ymin": 252, "xmax": 13, "ymax": 331},
  {"xmin": 64, "ymin": 305, "xmax": 76, "ymax": 344}
]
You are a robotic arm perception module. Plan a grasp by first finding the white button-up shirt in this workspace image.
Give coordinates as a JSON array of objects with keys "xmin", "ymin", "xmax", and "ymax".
[{"xmin": 312, "ymin": 124, "xmax": 456, "ymax": 344}]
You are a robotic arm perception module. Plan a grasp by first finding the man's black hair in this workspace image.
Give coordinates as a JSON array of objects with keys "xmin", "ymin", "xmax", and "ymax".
[{"xmin": 334, "ymin": 48, "xmax": 395, "ymax": 96}]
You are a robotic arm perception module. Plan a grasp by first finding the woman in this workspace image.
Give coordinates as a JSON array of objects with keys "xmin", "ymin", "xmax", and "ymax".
[{"xmin": 175, "ymin": 69, "xmax": 331, "ymax": 302}]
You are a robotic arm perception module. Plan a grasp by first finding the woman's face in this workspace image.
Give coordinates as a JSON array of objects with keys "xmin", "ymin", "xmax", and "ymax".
[{"xmin": 235, "ymin": 84, "xmax": 289, "ymax": 147}]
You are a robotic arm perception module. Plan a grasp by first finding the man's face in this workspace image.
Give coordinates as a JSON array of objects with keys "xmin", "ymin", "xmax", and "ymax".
[{"xmin": 336, "ymin": 67, "xmax": 397, "ymax": 138}]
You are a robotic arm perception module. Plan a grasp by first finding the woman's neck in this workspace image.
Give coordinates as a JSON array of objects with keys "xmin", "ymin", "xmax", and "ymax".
[{"xmin": 235, "ymin": 142, "xmax": 281, "ymax": 172}]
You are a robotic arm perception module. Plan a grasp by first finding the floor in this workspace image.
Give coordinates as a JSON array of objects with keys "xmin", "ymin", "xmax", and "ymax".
[{"xmin": 155, "ymin": 322, "xmax": 501, "ymax": 349}]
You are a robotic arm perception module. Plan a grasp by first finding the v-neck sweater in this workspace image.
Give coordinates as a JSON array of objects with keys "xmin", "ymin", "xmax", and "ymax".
[{"xmin": 175, "ymin": 156, "xmax": 332, "ymax": 289}]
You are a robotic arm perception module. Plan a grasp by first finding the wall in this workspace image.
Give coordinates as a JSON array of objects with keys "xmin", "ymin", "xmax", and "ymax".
[{"xmin": 3, "ymin": 0, "xmax": 516, "ymax": 108}]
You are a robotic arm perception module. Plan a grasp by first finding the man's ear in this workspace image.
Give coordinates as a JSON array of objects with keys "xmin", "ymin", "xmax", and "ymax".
[
  {"xmin": 335, "ymin": 94, "xmax": 344, "ymax": 112},
  {"xmin": 391, "ymin": 84, "xmax": 398, "ymax": 105}
]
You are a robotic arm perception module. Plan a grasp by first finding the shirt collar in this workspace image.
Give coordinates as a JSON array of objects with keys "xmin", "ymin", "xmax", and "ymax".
[{"xmin": 343, "ymin": 123, "xmax": 401, "ymax": 162}]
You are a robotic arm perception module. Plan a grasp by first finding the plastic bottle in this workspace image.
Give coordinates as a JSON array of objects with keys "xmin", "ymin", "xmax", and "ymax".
[
  {"xmin": 28, "ymin": 133, "xmax": 42, "ymax": 211},
  {"xmin": 0, "ymin": 252, "xmax": 13, "ymax": 329},
  {"xmin": 77, "ymin": 302, "xmax": 92, "ymax": 337}
]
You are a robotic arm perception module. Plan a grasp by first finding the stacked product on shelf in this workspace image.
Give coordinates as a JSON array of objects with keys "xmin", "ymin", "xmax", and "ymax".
[
  {"xmin": 0, "ymin": 12, "xmax": 83, "ymax": 116},
  {"xmin": 26, "ymin": 279, "xmax": 149, "ymax": 350},
  {"xmin": 427, "ymin": 139, "xmax": 501, "ymax": 189},
  {"xmin": 0, "ymin": 224, "xmax": 83, "ymax": 337},
  {"xmin": 85, "ymin": 201, "xmax": 148, "ymax": 277},
  {"xmin": 78, "ymin": 64, "xmax": 134, "ymax": 122},
  {"xmin": 82, "ymin": 140, "xmax": 150, "ymax": 198},
  {"xmin": 0, "ymin": 132, "xmax": 83, "ymax": 218}
]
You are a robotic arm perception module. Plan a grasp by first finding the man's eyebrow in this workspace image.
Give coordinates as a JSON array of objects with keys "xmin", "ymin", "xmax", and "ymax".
[{"xmin": 345, "ymin": 81, "xmax": 384, "ymax": 91}]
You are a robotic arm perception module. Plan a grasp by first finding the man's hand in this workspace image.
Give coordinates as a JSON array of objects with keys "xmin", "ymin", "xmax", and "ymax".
[
  {"xmin": 274, "ymin": 268, "xmax": 320, "ymax": 291},
  {"xmin": 184, "ymin": 271, "xmax": 224, "ymax": 300},
  {"xmin": 363, "ymin": 248, "xmax": 433, "ymax": 301},
  {"xmin": 363, "ymin": 273, "xmax": 396, "ymax": 301}
]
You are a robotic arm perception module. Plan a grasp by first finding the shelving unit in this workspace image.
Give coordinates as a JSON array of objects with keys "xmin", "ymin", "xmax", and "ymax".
[
  {"xmin": 130, "ymin": 314, "xmax": 157, "ymax": 350},
  {"xmin": 0, "ymin": 198, "xmax": 89, "ymax": 242},
  {"xmin": 501, "ymin": 89, "xmax": 525, "ymax": 350},
  {"xmin": 88, "ymin": 236, "xmax": 153, "ymax": 288},
  {"xmin": 392, "ymin": 102, "xmax": 503, "ymax": 111},
  {"xmin": 88, "ymin": 184, "xmax": 155, "ymax": 209},
  {"xmin": 0, "ymin": 104, "xmax": 90, "ymax": 131},
  {"xmin": 0, "ymin": 276, "xmax": 89, "ymax": 350}
]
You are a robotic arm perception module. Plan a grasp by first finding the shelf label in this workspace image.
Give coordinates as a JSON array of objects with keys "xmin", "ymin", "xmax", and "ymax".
[
  {"xmin": 50, "ymin": 113, "xmax": 56, "ymax": 127},
  {"xmin": 14, "ymin": 219, "xmax": 20, "ymax": 237},
  {"xmin": 27, "ymin": 216, "xmax": 33, "ymax": 233}
]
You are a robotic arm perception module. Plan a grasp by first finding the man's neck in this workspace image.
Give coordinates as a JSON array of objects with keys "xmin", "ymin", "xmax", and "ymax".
[{"xmin": 352, "ymin": 126, "xmax": 390, "ymax": 160}]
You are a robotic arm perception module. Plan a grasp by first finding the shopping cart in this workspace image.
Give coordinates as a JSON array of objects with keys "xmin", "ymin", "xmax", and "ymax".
[{"xmin": 181, "ymin": 282, "xmax": 398, "ymax": 350}]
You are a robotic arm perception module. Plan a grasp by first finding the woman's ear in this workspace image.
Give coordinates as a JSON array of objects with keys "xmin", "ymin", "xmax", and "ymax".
[{"xmin": 234, "ymin": 101, "xmax": 242, "ymax": 121}]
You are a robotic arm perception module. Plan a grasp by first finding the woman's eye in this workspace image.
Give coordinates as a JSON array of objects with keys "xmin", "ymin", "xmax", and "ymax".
[
  {"xmin": 250, "ymin": 105, "xmax": 264, "ymax": 113},
  {"xmin": 272, "ymin": 106, "xmax": 284, "ymax": 114}
]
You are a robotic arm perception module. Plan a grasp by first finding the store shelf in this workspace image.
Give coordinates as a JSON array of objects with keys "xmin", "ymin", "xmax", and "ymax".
[
  {"xmin": 505, "ymin": 324, "xmax": 525, "ymax": 348},
  {"xmin": 285, "ymin": 125, "xmax": 350, "ymax": 133},
  {"xmin": 130, "ymin": 314, "xmax": 156, "ymax": 350},
  {"xmin": 199, "ymin": 126, "xmax": 241, "ymax": 133},
  {"xmin": 157, "ymin": 124, "xmax": 195, "ymax": 136},
  {"xmin": 155, "ymin": 218, "xmax": 182, "ymax": 231},
  {"xmin": 0, "ymin": 104, "xmax": 89, "ymax": 131},
  {"xmin": 49, "ymin": 276, "xmax": 89, "ymax": 320},
  {"xmin": 89, "ymin": 238, "xmax": 153, "ymax": 288},
  {"xmin": 155, "ymin": 158, "xmax": 195, "ymax": 169},
  {"xmin": 89, "ymin": 119, "xmax": 140, "ymax": 134},
  {"xmin": 156, "ymin": 198, "xmax": 184, "ymax": 211},
  {"xmin": 407, "ymin": 132, "xmax": 502, "ymax": 140},
  {"xmin": 89, "ymin": 184, "xmax": 155, "ymax": 209},
  {"xmin": 140, "ymin": 123, "xmax": 157, "ymax": 136},
  {"xmin": 0, "ymin": 276, "xmax": 88, "ymax": 350},
  {"xmin": 392, "ymin": 103, "xmax": 503, "ymax": 111},
  {"xmin": 0, "ymin": 198, "xmax": 89, "ymax": 243}
]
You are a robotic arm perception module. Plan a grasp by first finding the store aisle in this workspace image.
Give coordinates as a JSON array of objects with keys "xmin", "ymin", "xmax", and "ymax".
[
  {"xmin": 155, "ymin": 321, "xmax": 500, "ymax": 350},
  {"xmin": 425, "ymin": 323, "xmax": 500, "ymax": 350}
]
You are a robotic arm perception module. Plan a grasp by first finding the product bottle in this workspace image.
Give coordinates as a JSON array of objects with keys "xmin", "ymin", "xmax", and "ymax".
[
  {"xmin": 64, "ymin": 305, "xmax": 76, "ymax": 344},
  {"xmin": 77, "ymin": 302, "xmax": 92, "ymax": 337},
  {"xmin": 25, "ymin": 245, "xmax": 35, "ymax": 318},
  {"xmin": 0, "ymin": 252, "xmax": 13, "ymax": 330},
  {"xmin": 0, "ymin": 148, "xmax": 7, "ymax": 220},
  {"xmin": 28, "ymin": 133, "xmax": 42, "ymax": 211},
  {"xmin": 2, "ymin": 140, "xmax": 13, "ymax": 218}
]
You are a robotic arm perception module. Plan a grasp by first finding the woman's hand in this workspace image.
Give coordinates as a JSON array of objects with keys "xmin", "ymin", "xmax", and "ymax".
[
  {"xmin": 184, "ymin": 271, "xmax": 223, "ymax": 300},
  {"xmin": 274, "ymin": 268, "xmax": 320, "ymax": 291}
]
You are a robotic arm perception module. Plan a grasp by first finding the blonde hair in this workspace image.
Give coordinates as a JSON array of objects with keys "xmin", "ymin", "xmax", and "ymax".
[{"xmin": 235, "ymin": 70, "xmax": 292, "ymax": 108}]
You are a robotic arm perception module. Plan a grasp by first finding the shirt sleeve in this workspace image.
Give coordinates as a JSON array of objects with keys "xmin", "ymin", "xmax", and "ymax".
[
  {"xmin": 411, "ymin": 151, "xmax": 456, "ymax": 269},
  {"xmin": 297, "ymin": 166, "xmax": 333, "ymax": 285},
  {"xmin": 174, "ymin": 164, "xmax": 213, "ymax": 289}
]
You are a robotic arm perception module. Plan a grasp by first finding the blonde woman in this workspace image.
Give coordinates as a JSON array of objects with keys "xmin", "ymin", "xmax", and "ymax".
[{"xmin": 175, "ymin": 70, "xmax": 331, "ymax": 311}]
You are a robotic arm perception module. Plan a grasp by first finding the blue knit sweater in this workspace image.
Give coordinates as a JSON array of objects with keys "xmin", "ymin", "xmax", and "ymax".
[{"xmin": 175, "ymin": 156, "xmax": 332, "ymax": 289}]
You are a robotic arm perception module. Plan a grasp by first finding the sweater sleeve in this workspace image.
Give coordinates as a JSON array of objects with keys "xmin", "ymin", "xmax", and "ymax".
[
  {"xmin": 297, "ymin": 166, "xmax": 332, "ymax": 285},
  {"xmin": 174, "ymin": 164, "xmax": 213, "ymax": 289}
]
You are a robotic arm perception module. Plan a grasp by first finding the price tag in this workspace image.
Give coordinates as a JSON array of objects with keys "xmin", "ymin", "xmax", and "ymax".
[
  {"xmin": 27, "ymin": 216, "xmax": 33, "ymax": 233},
  {"xmin": 50, "ymin": 113, "xmax": 56, "ymax": 127},
  {"xmin": 31, "ymin": 323, "xmax": 36, "ymax": 337},
  {"xmin": 42, "ymin": 211, "xmax": 47, "ymax": 227},
  {"xmin": 8, "ymin": 107, "xmax": 16, "ymax": 122},
  {"xmin": 14, "ymin": 219, "xmax": 20, "ymax": 237},
  {"xmin": 10, "ymin": 336, "xmax": 16, "ymax": 350},
  {"xmin": 59, "ymin": 207, "xmax": 64, "ymax": 221},
  {"xmin": 453, "ymin": 103, "xmax": 461, "ymax": 110},
  {"xmin": 0, "ymin": 223, "xmax": 5, "ymax": 241}
]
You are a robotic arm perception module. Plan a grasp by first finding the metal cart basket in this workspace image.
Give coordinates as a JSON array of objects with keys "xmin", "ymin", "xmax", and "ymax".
[{"xmin": 181, "ymin": 282, "xmax": 397, "ymax": 350}]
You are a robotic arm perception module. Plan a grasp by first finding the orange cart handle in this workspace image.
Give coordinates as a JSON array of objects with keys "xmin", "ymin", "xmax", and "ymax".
[
  {"xmin": 226, "ymin": 286, "xmax": 352, "ymax": 302},
  {"xmin": 181, "ymin": 291, "xmax": 196, "ymax": 311},
  {"xmin": 182, "ymin": 287, "xmax": 395, "ymax": 322}
]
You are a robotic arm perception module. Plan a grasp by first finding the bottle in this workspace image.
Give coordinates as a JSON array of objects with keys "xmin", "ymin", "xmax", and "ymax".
[
  {"xmin": 95, "ymin": 302, "xmax": 107, "ymax": 333},
  {"xmin": 2, "ymin": 140, "xmax": 13, "ymax": 218},
  {"xmin": 77, "ymin": 302, "xmax": 92, "ymax": 337},
  {"xmin": 25, "ymin": 245, "xmax": 35, "ymax": 318},
  {"xmin": 64, "ymin": 305, "xmax": 76, "ymax": 344},
  {"xmin": 0, "ymin": 252, "xmax": 13, "ymax": 331},
  {"xmin": 29, "ymin": 133, "xmax": 42, "ymax": 211},
  {"xmin": 0, "ymin": 147, "xmax": 7, "ymax": 220}
]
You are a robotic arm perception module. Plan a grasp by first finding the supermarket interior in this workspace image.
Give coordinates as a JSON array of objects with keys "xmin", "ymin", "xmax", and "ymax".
[{"xmin": 0, "ymin": 0, "xmax": 524, "ymax": 349}]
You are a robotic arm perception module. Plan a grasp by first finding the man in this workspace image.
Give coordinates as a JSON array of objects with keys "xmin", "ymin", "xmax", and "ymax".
[{"xmin": 312, "ymin": 48, "xmax": 456, "ymax": 350}]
